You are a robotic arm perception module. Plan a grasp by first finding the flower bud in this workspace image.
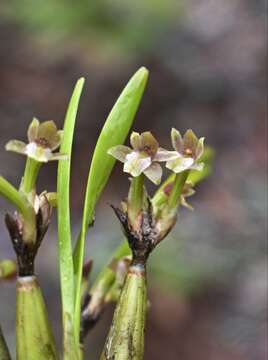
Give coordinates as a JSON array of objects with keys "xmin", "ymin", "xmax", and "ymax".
[{"xmin": 0, "ymin": 259, "xmax": 16, "ymax": 281}]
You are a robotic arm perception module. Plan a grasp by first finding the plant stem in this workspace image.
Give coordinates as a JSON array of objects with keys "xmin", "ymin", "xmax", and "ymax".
[
  {"xmin": 0, "ymin": 324, "xmax": 11, "ymax": 360},
  {"xmin": 168, "ymin": 170, "xmax": 189, "ymax": 209},
  {"xmin": 127, "ymin": 174, "xmax": 144, "ymax": 231},
  {"xmin": 16, "ymin": 276, "xmax": 58, "ymax": 360},
  {"xmin": 80, "ymin": 240, "xmax": 130, "ymax": 342},
  {"xmin": 0, "ymin": 176, "xmax": 36, "ymax": 244},
  {"xmin": 100, "ymin": 262, "xmax": 147, "ymax": 360},
  {"xmin": 131, "ymin": 174, "xmax": 144, "ymax": 213},
  {"xmin": 20, "ymin": 157, "xmax": 41, "ymax": 194}
]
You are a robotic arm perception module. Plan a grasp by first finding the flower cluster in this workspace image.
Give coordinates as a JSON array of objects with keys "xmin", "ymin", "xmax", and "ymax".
[
  {"xmin": 108, "ymin": 128, "xmax": 204, "ymax": 185},
  {"xmin": 108, "ymin": 128, "xmax": 205, "ymax": 261}
]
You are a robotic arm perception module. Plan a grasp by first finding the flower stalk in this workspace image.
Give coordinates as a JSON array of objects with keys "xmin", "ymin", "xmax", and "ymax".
[
  {"xmin": 20, "ymin": 157, "xmax": 41, "ymax": 195},
  {"xmin": 0, "ymin": 176, "xmax": 36, "ymax": 245},
  {"xmin": 168, "ymin": 170, "xmax": 189, "ymax": 209}
]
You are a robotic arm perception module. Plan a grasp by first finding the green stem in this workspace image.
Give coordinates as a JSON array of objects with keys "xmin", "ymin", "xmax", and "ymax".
[
  {"xmin": 20, "ymin": 157, "xmax": 41, "ymax": 194},
  {"xmin": 0, "ymin": 176, "xmax": 28, "ymax": 215},
  {"xmin": 100, "ymin": 262, "xmax": 147, "ymax": 360},
  {"xmin": 0, "ymin": 324, "xmax": 11, "ymax": 360},
  {"xmin": 131, "ymin": 174, "xmax": 144, "ymax": 212},
  {"xmin": 80, "ymin": 240, "xmax": 130, "ymax": 342},
  {"xmin": 16, "ymin": 276, "xmax": 58, "ymax": 360},
  {"xmin": 127, "ymin": 174, "xmax": 144, "ymax": 230},
  {"xmin": 0, "ymin": 176, "xmax": 36, "ymax": 244},
  {"xmin": 168, "ymin": 170, "xmax": 189, "ymax": 209}
]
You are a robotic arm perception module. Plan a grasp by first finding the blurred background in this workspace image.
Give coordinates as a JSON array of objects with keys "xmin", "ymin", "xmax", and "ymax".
[{"xmin": 0, "ymin": 0, "xmax": 267, "ymax": 359}]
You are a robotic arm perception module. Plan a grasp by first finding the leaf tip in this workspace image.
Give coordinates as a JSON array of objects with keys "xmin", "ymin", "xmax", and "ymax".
[{"xmin": 136, "ymin": 66, "xmax": 149, "ymax": 81}]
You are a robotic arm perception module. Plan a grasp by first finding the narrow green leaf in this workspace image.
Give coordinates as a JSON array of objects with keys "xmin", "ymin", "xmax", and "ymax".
[
  {"xmin": 57, "ymin": 77, "xmax": 84, "ymax": 359},
  {"xmin": 73, "ymin": 67, "xmax": 149, "ymax": 342},
  {"xmin": 83, "ymin": 66, "xmax": 149, "ymax": 228}
]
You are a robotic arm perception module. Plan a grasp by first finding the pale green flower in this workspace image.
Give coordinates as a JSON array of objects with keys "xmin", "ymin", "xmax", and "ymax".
[
  {"xmin": 5, "ymin": 118, "xmax": 66, "ymax": 162},
  {"xmin": 166, "ymin": 128, "xmax": 205, "ymax": 173},
  {"xmin": 108, "ymin": 131, "xmax": 176, "ymax": 185}
]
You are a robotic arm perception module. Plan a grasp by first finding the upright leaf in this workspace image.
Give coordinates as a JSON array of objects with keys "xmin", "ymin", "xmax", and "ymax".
[
  {"xmin": 73, "ymin": 67, "xmax": 149, "ymax": 341},
  {"xmin": 57, "ymin": 78, "xmax": 84, "ymax": 359}
]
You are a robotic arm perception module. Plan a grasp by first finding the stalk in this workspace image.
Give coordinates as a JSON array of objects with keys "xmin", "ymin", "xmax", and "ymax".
[
  {"xmin": 16, "ymin": 276, "xmax": 58, "ymax": 360},
  {"xmin": 100, "ymin": 262, "xmax": 146, "ymax": 360},
  {"xmin": 0, "ymin": 176, "xmax": 36, "ymax": 244},
  {"xmin": 0, "ymin": 324, "xmax": 11, "ymax": 360},
  {"xmin": 80, "ymin": 240, "xmax": 130, "ymax": 341},
  {"xmin": 20, "ymin": 157, "xmax": 41, "ymax": 195},
  {"xmin": 168, "ymin": 170, "xmax": 189, "ymax": 209}
]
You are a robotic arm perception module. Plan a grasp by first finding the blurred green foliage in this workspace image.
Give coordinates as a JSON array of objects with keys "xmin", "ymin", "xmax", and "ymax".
[{"xmin": 0, "ymin": 0, "xmax": 183, "ymax": 55}]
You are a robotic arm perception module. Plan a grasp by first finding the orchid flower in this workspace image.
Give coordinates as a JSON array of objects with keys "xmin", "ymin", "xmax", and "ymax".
[
  {"xmin": 6, "ymin": 118, "xmax": 66, "ymax": 162},
  {"xmin": 166, "ymin": 128, "xmax": 205, "ymax": 173},
  {"xmin": 108, "ymin": 131, "xmax": 176, "ymax": 184}
]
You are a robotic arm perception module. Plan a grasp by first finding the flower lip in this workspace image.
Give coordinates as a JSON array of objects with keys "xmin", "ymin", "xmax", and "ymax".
[{"xmin": 35, "ymin": 137, "xmax": 50, "ymax": 148}]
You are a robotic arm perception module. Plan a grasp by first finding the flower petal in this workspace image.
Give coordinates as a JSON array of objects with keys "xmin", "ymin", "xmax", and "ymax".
[
  {"xmin": 5, "ymin": 140, "xmax": 27, "ymax": 154},
  {"xmin": 190, "ymin": 162, "xmax": 204, "ymax": 171},
  {"xmin": 154, "ymin": 148, "xmax": 178, "ymax": 162},
  {"xmin": 166, "ymin": 156, "xmax": 194, "ymax": 173},
  {"xmin": 27, "ymin": 118, "xmax": 40, "ymax": 142},
  {"xmin": 51, "ymin": 130, "xmax": 64, "ymax": 151},
  {"xmin": 123, "ymin": 152, "xmax": 151, "ymax": 177},
  {"xmin": 144, "ymin": 162, "xmax": 163, "ymax": 185},
  {"xmin": 130, "ymin": 131, "xmax": 142, "ymax": 150},
  {"xmin": 107, "ymin": 145, "xmax": 131, "ymax": 163},
  {"xmin": 139, "ymin": 131, "xmax": 159, "ymax": 157},
  {"xmin": 25, "ymin": 143, "xmax": 51, "ymax": 162},
  {"xmin": 49, "ymin": 152, "xmax": 68, "ymax": 161},
  {"xmin": 183, "ymin": 129, "xmax": 198, "ymax": 154},
  {"xmin": 196, "ymin": 137, "xmax": 205, "ymax": 160},
  {"xmin": 180, "ymin": 196, "xmax": 194, "ymax": 210},
  {"xmin": 171, "ymin": 128, "xmax": 183, "ymax": 153},
  {"xmin": 37, "ymin": 121, "xmax": 61, "ymax": 149}
]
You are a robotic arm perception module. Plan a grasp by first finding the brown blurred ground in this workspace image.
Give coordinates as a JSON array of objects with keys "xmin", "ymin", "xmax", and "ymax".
[{"xmin": 0, "ymin": 0, "xmax": 267, "ymax": 359}]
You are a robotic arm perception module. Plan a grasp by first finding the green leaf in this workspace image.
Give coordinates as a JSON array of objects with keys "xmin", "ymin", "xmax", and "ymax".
[
  {"xmin": 73, "ymin": 67, "xmax": 149, "ymax": 341},
  {"xmin": 57, "ymin": 77, "xmax": 84, "ymax": 359}
]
